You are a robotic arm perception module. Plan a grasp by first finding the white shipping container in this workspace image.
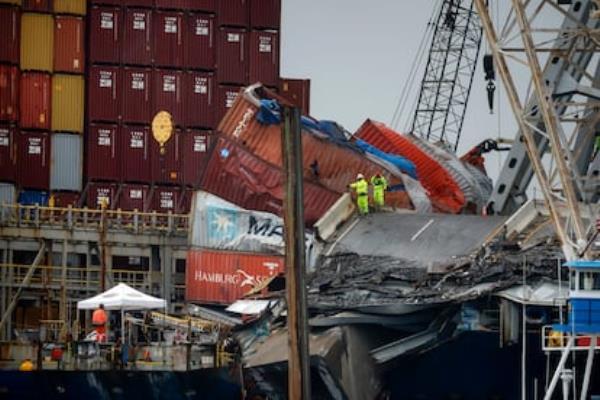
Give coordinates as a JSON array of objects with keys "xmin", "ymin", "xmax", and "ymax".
[
  {"xmin": 50, "ymin": 133, "xmax": 83, "ymax": 191},
  {"xmin": 0, "ymin": 182, "xmax": 16, "ymax": 222}
]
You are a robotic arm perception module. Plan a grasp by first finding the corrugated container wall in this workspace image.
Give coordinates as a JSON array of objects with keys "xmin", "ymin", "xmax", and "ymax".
[
  {"xmin": 0, "ymin": 182, "xmax": 16, "ymax": 220},
  {"xmin": 152, "ymin": 186, "xmax": 179, "ymax": 213},
  {"xmin": 153, "ymin": 10, "xmax": 184, "ymax": 68},
  {"xmin": 122, "ymin": 8, "xmax": 153, "ymax": 66},
  {"xmin": 52, "ymin": 191, "xmax": 80, "ymax": 208},
  {"xmin": 0, "ymin": 7, "xmax": 19, "ymax": 64},
  {"xmin": 279, "ymin": 78, "xmax": 310, "ymax": 115},
  {"xmin": 217, "ymin": 0, "xmax": 248, "ymax": 27},
  {"xmin": 89, "ymin": 6, "xmax": 121, "ymax": 64},
  {"xmin": 249, "ymin": 0, "xmax": 280, "ymax": 29},
  {"xmin": 51, "ymin": 74, "xmax": 84, "ymax": 133},
  {"xmin": 201, "ymin": 136, "xmax": 340, "ymax": 225},
  {"xmin": 184, "ymin": 71, "xmax": 214, "ymax": 128},
  {"xmin": 20, "ymin": 13, "xmax": 54, "ymax": 72},
  {"xmin": 86, "ymin": 123, "xmax": 119, "ymax": 182},
  {"xmin": 185, "ymin": 13, "xmax": 215, "ymax": 70},
  {"xmin": 122, "ymin": 0, "xmax": 153, "ymax": 7},
  {"xmin": 153, "ymin": 69, "xmax": 183, "ymax": 125},
  {"xmin": 120, "ymin": 125, "xmax": 151, "ymax": 182},
  {"xmin": 86, "ymin": 182, "xmax": 117, "ymax": 209},
  {"xmin": 17, "ymin": 130, "xmax": 50, "ymax": 190},
  {"xmin": 53, "ymin": 0, "xmax": 86, "ymax": 15},
  {"xmin": 119, "ymin": 183, "xmax": 149, "ymax": 211},
  {"xmin": 54, "ymin": 16, "xmax": 85, "ymax": 74},
  {"xmin": 216, "ymin": 84, "xmax": 242, "ymax": 125},
  {"xmin": 87, "ymin": 65, "xmax": 120, "ymax": 122},
  {"xmin": 22, "ymin": 0, "xmax": 51, "ymax": 12},
  {"xmin": 0, "ymin": 65, "xmax": 19, "ymax": 122},
  {"xmin": 50, "ymin": 133, "xmax": 82, "ymax": 191},
  {"xmin": 181, "ymin": 129, "xmax": 212, "ymax": 187},
  {"xmin": 185, "ymin": 250, "xmax": 284, "ymax": 304},
  {"xmin": 183, "ymin": 0, "xmax": 215, "ymax": 11},
  {"xmin": 19, "ymin": 72, "xmax": 51, "ymax": 130},
  {"xmin": 151, "ymin": 129, "xmax": 180, "ymax": 184},
  {"xmin": 216, "ymin": 27, "xmax": 248, "ymax": 84},
  {"xmin": 122, "ymin": 67, "xmax": 152, "ymax": 123},
  {"xmin": 0, "ymin": 124, "xmax": 17, "ymax": 182},
  {"xmin": 249, "ymin": 30, "xmax": 279, "ymax": 87},
  {"xmin": 155, "ymin": 0, "xmax": 184, "ymax": 9}
]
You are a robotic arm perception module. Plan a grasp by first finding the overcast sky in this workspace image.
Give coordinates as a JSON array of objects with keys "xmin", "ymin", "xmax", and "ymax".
[{"xmin": 279, "ymin": 0, "xmax": 519, "ymax": 182}]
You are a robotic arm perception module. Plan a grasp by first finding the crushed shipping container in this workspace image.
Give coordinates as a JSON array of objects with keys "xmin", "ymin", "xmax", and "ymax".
[
  {"xmin": 89, "ymin": 6, "xmax": 121, "ymax": 64},
  {"xmin": 201, "ymin": 136, "xmax": 340, "ymax": 226},
  {"xmin": 20, "ymin": 12, "xmax": 54, "ymax": 72},
  {"xmin": 186, "ymin": 249, "xmax": 284, "ymax": 305},
  {"xmin": 51, "ymin": 74, "xmax": 84, "ymax": 133}
]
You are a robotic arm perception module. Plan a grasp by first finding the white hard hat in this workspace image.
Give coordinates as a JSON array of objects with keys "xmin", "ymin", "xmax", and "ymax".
[{"xmin": 357, "ymin": 173, "xmax": 364, "ymax": 180}]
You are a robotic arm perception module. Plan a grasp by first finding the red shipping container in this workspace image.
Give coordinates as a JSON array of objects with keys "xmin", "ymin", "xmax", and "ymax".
[
  {"xmin": 0, "ymin": 7, "xmax": 19, "ymax": 64},
  {"xmin": 17, "ymin": 131, "xmax": 50, "ymax": 190},
  {"xmin": 216, "ymin": 84, "xmax": 242, "ymax": 125},
  {"xmin": 87, "ymin": 65, "xmax": 120, "ymax": 122},
  {"xmin": 181, "ymin": 129, "xmax": 212, "ymax": 187},
  {"xmin": 122, "ymin": 0, "xmax": 154, "ymax": 6},
  {"xmin": 0, "ymin": 124, "xmax": 17, "ymax": 182},
  {"xmin": 155, "ymin": 0, "xmax": 185, "ymax": 9},
  {"xmin": 216, "ymin": 27, "xmax": 248, "ymax": 85},
  {"xmin": 279, "ymin": 78, "xmax": 310, "ymax": 115},
  {"xmin": 202, "ymin": 136, "xmax": 340, "ymax": 225},
  {"xmin": 90, "ymin": 0, "xmax": 120, "ymax": 5},
  {"xmin": 249, "ymin": 30, "xmax": 279, "ymax": 87},
  {"xmin": 184, "ymin": 13, "xmax": 215, "ymax": 70},
  {"xmin": 184, "ymin": 70, "xmax": 214, "ymax": 128},
  {"xmin": 150, "ymin": 128, "xmax": 181, "ymax": 185},
  {"xmin": 186, "ymin": 249, "xmax": 284, "ymax": 304},
  {"xmin": 249, "ymin": 0, "xmax": 280, "ymax": 29},
  {"xmin": 89, "ymin": 6, "xmax": 121, "ymax": 64},
  {"xmin": 54, "ymin": 16, "xmax": 85, "ymax": 74},
  {"xmin": 119, "ymin": 183, "xmax": 149, "ymax": 211},
  {"xmin": 0, "ymin": 65, "xmax": 19, "ymax": 122},
  {"xmin": 86, "ymin": 182, "xmax": 117, "ymax": 209},
  {"xmin": 122, "ymin": 8, "xmax": 153, "ymax": 66},
  {"xmin": 51, "ymin": 191, "xmax": 80, "ymax": 208},
  {"xmin": 122, "ymin": 67, "xmax": 152, "ymax": 124},
  {"xmin": 182, "ymin": 0, "xmax": 215, "ymax": 12},
  {"xmin": 19, "ymin": 72, "xmax": 51, "ymax": 130},
  {"xmin": 217, "ymin": 0, "xmax": 248, "ymax": 27},
  {"xmin": 178, "ymin": 187, "xmax": 193, "ymax": 213},
  {"xmin": 151, "ymin": 186, "xmax": 179, "ymax": 213},
  {"xmin": 120, "ymin": 125, "xmax": 151, "ymax": 182},
  {"xmin": 23, "ymin": 0, "xmax": 53, "ymax": 12},
  {"xmin": 87, "ymin": 123, "xmax": 120, "ymax": 182},
  {"xmin": 153, "ymin": 11, "xmax": 184, "ymax": 68},
  {"xmin": 153, "ymin": 69, "xmax": 183, "ymax": 125}
]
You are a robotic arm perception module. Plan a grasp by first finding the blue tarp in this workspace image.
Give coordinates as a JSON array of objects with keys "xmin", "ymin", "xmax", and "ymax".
[
  {"xmin": 256, "ymin": 99, "xmax": 418, "ymax": 179},
  {"xmin": 18, "ymin": 190, "xmax": 48, "ymax": 206},
  {"xmin": 355, "ymin": 139, "xmax": 417, "ymax": 179}
]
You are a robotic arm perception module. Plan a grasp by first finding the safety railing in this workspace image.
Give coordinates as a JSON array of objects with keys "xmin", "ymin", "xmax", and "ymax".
[
  {"xmin": 541, "ymin": 325, "xmax": 599, "ymax": 352},
  {"xmin": 0, "ymin": 263, "xmax": 156, "ymax": 293},
  {"xmin": 0, "ymin": 203, "xmax": 189, "ymax": 235}
]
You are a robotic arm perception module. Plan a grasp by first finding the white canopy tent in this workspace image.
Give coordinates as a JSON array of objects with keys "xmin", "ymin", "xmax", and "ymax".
[{"xmin": 77, "ymin": 283, "xmax": 166, "ymax": 342}]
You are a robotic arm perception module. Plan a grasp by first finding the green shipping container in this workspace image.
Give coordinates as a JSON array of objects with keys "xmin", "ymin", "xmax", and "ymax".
[
  {"xmin": 52, "ymin": 74, "xmax": 84, "ymax": 133},
  {"xmin": 21, "ymin": 13, "xmax": 54, "ymax": 72}
]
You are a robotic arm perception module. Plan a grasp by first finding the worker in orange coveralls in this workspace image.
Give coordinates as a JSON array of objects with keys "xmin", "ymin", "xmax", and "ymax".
[{"xmin": 92, "ymin": 303, "xmax": 108, "ymax": 343}]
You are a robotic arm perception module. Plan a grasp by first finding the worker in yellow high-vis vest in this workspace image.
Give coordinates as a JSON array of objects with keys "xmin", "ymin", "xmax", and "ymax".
[
  {"xmin": 371, "ymin": 173, "xmax": 388, "ymax": 210},
  {"xmin": 349, "ymin": 173, "xmax": 369, "ymax": 215}
]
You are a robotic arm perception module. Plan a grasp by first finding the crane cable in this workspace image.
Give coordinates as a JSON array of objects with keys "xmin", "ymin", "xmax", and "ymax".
[{"xmin": 390, "ymin": 0, "xmax": 443, "ymax": 131}]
